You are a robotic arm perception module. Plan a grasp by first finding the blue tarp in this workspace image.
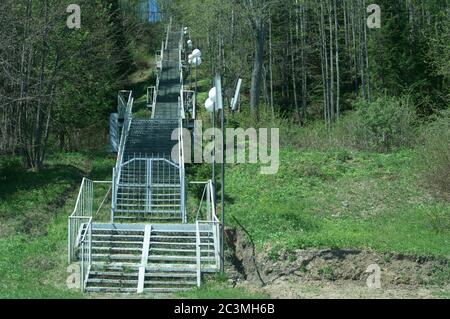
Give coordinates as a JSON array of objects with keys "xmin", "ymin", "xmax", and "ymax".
[{"xmin": 149, "ymin": 0, "xmax": 160, "ymax": 22}]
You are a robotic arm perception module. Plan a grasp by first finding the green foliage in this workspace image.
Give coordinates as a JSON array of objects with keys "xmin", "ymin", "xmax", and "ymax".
[
  {"xmin": 233, "ymin": 95, "xmax": 417, "ymax": 153},
  {"xmin": 176, "ymin": 282, "xmax": 268, "ymax": 299},
  {"xmin": 349, "ymin": 96, "xmax": 417, "ymax": 152},
  {"xmin": 225, "ymin": 148, "xmax": 450, "ymax": 257},
  {"xmin": 0, "ymin": 152, "xmax": 113, "ymax": 298},
  {"xmin": 417, "ymin": 110, "xmax": 450, "ymax": 198},
  {"xmin": 318, "ymin": 266, "xmax": 336, "ymax": 281}
]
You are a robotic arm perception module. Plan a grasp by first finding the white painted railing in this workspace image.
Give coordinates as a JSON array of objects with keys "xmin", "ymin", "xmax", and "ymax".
[
  {"xmin": 195, "ymin": 221, "xmax": 201, "ymax": 287},
  {"xmin": 68, "ymin": 178, "xmax": 111, "ymax": 291},
  {"xmin": 79, "ymin": 217, "xmax": 92, "ymax": 292},
  {"xmin": 165, "ymin": 17, "xmax": 172, "ymax": 50},
  {"xmin": 178, "ymin": 117, "xmax": 186, "ymax": 223},
  {"xmin": 68, "ymin": 178, "xmax": 93, "ymax": 263},
  {"xmin": 180, "ymin": 89, "xmax": 195, "ymax": 120},
  {"xmin": 147, "ymin": 86, "xmax": 157, "ymax": 111},
  {"xmin": 194, "ymin": 180, "xmax": 222, "ymax": 281},
  {"xmin": 112, "ymin": 92, "xmax": 134, "ymax": 217}
]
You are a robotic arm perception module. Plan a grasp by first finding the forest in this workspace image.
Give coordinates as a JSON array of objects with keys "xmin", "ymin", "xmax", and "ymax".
[{"xmin": 0, "ymin": 0, "xmax": 449, "ymax": 299}]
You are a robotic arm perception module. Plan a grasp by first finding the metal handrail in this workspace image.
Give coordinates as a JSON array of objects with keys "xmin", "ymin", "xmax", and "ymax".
[
  {"xmin": 68, "ymin": 178, "xmax": 111, "ymax": 291},
  {"xmin": 68, "ymin": 178, "xmax": 92, "ymax": 263},
  {"xmin": 195, "ymin": 221, "xmax": 201, "ymax": 287},
  {"xmin": 177, "ymin": 33, "xmax": 187, "ymax": 223},
  {"xmin": 194, "ymin": 180, "xmax": 221, "ymax": 271},
  {"xmin": 165, "ymin": 18, "xmax": 172, "ymax": 50},
  {"xmin": 179, "ymin": 117, "xmax": 186, "ymax": 223},
  {"xmin": 68, "ymin": 179, "xmax": 111, "ymax": 263},
  {"xmin": 180, "ymin": 89, "xmax": 195, "ymax": 120},
  {"xmin": 113, "ymin": 93, "xmax": 134, "ymax": 217},
  {"xmin": 179, "ymin": 39, "xmax": 183, "ymax": 84},
  {"xmin": 147, "ymin": 86, "xmax": 158, "ymax": 112},
  {"xmin": 79, "ymin": 217, "xmax": 92, "ymax": 292}
]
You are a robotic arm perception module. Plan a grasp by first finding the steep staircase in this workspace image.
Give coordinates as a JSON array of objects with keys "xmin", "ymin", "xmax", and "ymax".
[
  {"xmin": 123, "ymin": 119, "xmax": 178, "ymax": 158},
  {"xmin": 68, "ymin": 22, "xmax": 221, "ymax": 295}
]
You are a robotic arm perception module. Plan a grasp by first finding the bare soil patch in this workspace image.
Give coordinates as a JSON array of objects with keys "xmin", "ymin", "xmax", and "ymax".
[{"xmin": 224, "ymin": 228, "xmax": 450, "ymax": 299}]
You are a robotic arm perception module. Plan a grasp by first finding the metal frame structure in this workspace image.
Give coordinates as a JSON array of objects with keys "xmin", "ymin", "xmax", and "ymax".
[
  {"xmin": 68, "ymin": 178, "xmax": 111, "ymax": 292},
  {"xmin": 68, "ymin": 21, "xmax": 222, "ymax": 293}
]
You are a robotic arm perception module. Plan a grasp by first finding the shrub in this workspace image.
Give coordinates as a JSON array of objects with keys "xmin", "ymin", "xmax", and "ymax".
[
  {"xmin": 417, "ymin": 110, "xmax": 450, "ymax": 198},
  {"xmin": 349, "ymin": 95, "xmax": 417, "ymax": 152},
  {"xmin": 229, "ymin": 95, "xmax": 417, "ymax": 153}
]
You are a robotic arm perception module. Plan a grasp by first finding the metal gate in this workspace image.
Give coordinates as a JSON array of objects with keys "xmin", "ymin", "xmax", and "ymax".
[{"xmin": 112, "ymin": 157, "xmax": 185, "ymax": 223}]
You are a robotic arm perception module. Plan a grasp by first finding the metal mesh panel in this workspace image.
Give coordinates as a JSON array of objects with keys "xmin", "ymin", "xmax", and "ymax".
[{"xmin": 114, "ymin": 154, "xmax": 182, "ymax": 222}]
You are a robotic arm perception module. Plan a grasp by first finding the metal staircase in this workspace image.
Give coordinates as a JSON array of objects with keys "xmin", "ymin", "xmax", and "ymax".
[
  {"xmin": 83, "ymin": 223, "xmax": 218, "ymax": 293},
  {"xmin": 68, "ymin": 21, "xmax": 221, "ymax": 294}
]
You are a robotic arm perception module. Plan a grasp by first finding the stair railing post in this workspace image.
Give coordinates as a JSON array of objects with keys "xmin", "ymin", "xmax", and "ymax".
[
  {"xmin": 196, "ymin": 221, "xmax": 201, "ymax": 287},
  {"xmin": 145, "ymin": 159, "xmax": 152, "ymax": 213},
  {"xmin": 111, "ymin": 167, "xmax": 116, "ymax": 223},
  {"xmin": 80, "ymin": 240, "xmax": 84, "ymax": 292}
]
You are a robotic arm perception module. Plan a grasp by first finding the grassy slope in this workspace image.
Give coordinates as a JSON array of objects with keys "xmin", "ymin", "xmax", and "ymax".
[
  {"xmin": 226, "ymin": 148, "xmax": 450, "ymax": 257},
  {"xmin": 0, "ymin": 152, "xmax": 115, "ymax": 298},
  {"xmin": 1, "ymin": 139, "xmax": 448, "ymax": 298}
]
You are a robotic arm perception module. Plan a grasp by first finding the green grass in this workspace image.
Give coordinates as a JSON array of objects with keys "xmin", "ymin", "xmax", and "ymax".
[
  {"xmin": 432, "ymin": 290, "xmax": 450, "ymax": 299},
  {"xmin": 1, "ymin": 143, "xmax": 449, "ymax": 298},
  {"xmin": 177, "ymin": 283, "xmax": 268, "ymax": 299},
  {"xmin": 0, "ymin": 152, "xmax": 115, "ymax": 298},
  {"xmin": 226, "ymin": 148, "xmax": 450, "ymax": 257}
]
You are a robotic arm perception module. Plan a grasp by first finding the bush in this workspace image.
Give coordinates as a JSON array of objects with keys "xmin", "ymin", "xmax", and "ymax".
[
  {"xmin": 417, "ymin": 110, "xmax": 450, "ymax": 198},
  {"xmin": 349, "ymin": 95, "xmax": 417, "ymax": 152},
  {"xmin": 228, "ymin": 95, "xmax": 417, "ymax": 153}
]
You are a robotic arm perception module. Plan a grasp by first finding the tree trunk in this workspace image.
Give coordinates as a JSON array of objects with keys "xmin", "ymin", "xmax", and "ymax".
[
  {"xmin": 250, "ymin": 20, "xmax": 266, "ymax": 120},
  {"xmin": 334, "ymin": 0, "xmax": 340, "ymax": 119}
]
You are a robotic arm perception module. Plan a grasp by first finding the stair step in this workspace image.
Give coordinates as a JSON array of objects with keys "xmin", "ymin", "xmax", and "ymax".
[
  {"xmin": 89, "ymin": 271, "xmax": 139, "ymax": 277},
  {"xmin": 92, "ymin": 229, "xmax": 144, "ymax": 234},
  {"xmin": 92, "ymin": 234, "xmax": 144, "ymax": 239},
  {"xmin": 145, "ymin": 280, "xmax": 197, "ymax": 286},
  {"xmin": 113, "ymin": 210, "xmax": 181, "ymax": 214},
  {"xmin": 150, "ymin": 242, "xmax": 214, "ymax": 247},
  {"xmin": 85, "ymin": 287, "xmax": 137, "ymax": 293},
  {"xmin": 116, "ymin": 198, "xmax": 181, "ymax": 202},
  {"xmin": 92, "ymin": 254, "xmax": 142, "ymax": 260},
  {"xmin": 142, "ymin": 288, "xmax": 191, "ymax": 293},
  {"xmin": 148, "ymin": 255, "xmax": 216, "ymax": 262},
  {"xmin": 114, "ymin": 216, "xmax": 182, "ymax": 221},
  {"xmin": 145, "ymin": 272, "xmax": 197, "ymax": 278},
  {"xmin": 92, "ymin": 240, "xmax": 144, "ymax": 245},
  {"xmin": 149, "ymin": 248, "xmax": 197, "ymax": 253},
  {"xmin": 115, "ymin": 204, "xmax": 180, "ymax": 208},
  {"xmin": 92, "ymin": 247, "xmax": 143, "ymax": 252},
  {"xmin": 88, "ymin": 278, "xmax": 138, "ymax": 285}
]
